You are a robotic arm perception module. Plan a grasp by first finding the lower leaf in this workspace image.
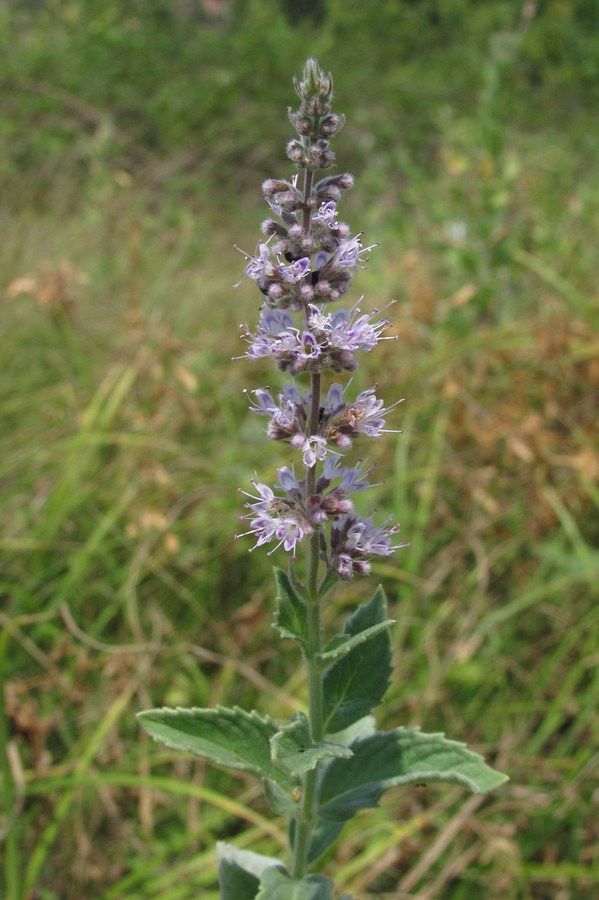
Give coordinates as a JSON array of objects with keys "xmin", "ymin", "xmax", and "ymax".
[
  {"xmin": 217, "ymin": 843, "xmax": 285, "ymax": 900},
  {"xmin": 319, "ymin": 726, "xmax": 509, "ymax": 822},
  {"xmin": 256, "ymin": 867, "xmax": 335, "ymax": 899}
]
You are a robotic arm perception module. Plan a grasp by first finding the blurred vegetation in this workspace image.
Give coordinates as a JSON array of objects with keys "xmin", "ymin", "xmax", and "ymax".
[{"xmin": 1, "ymin": 1, "xmax": 598, "ymax": 898}]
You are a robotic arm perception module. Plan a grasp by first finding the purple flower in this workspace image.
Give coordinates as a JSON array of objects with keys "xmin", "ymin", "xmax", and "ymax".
[
  {"xmin": 351, "ymin": 389, "xmax": 387, "ymax": 436},
  {"xmin": 237, "ymin": 479, "xmax": 313, "ymax": 557},
  {"xmin": 275, "ymin": 465, "xmax": 303, "ymax": 496},
  {"xmin": 244, "ymin": 243, "xmax": 274, "ymax": 280},
  {"xmin": 323, "ymin": 382, "xmax": 345, "ymax": 413},
  {"xmin": 331, "ymin": 235, "xmax": 378, "ymax": 270},
  {"xmin": 329, "ymin": 305, "xmax": 390, "ymax": 352},
  {"xmin": 321, "ymin": 388, "xmax": 402, "ymax": 445},
  {"xmin": 291, "ymin": 434, "xmax": 328, "ymax": 468},
  {"xmin": 345, "ymin": 516, "xmax": 400, "ymax": 556},
  {"xmin": 351, "ymin": 389, "xmax": 403, "ymax": 437},
  {"xmin": 299, "ymin": 331, "xmax": 322, "ymax": 361},
  {"xmin": 261, "ymin": 308, "xmax": 295, "ymax": 333},
  {"xmin": 246, "ymin": 385, "xmax": 309, "ymax": 444},
  {"xmin": 313, "ymin": 201, "xmax": 338, "ymax": 227},
  {"xmin": 277, "ymin": 257, "xmax": 311, "ymax": 283},
  {"xmin": 331, "ymin": 514, "xmax": 405, "ymax": 579}
]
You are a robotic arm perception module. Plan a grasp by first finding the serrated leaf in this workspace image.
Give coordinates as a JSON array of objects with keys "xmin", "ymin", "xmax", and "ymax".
[
  {"xmin": 317, "ymin": 619, "xmax": 395, "ymax": 667},
  {"xmin": 322, "ymin": 586, "xmax": 393, "ymax": 733},
  {"xmin": 271, "ymin": 713, "xmax": 353, "ymax": 777},
  {"xmin": 273, "ymin": 568, "xmax": 308, "ymax": 646},
  {"xmin": 256, "ymin": 866, "xmax": 334, "ymax": 899},
  {"xmin": 137, "ymin": 705, "xmax": 296, "ymax": 790},
  {"xmin": 319, "ymin": 727, "xmax": 509, "ymax": 822},
  {"xmin": 217, "ymin": 843, "xmax": 284, "ymax": 900}
]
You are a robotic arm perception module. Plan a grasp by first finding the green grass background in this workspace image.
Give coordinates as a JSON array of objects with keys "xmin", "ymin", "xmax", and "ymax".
[{"xmin": 1, "ymin": 1, "xmax": 598, "ymax": 897}]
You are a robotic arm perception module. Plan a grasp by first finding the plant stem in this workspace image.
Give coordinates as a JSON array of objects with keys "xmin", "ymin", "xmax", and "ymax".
[{"xmin": 292, "ymin": 366, "xmax": 326, "ymax": 880}]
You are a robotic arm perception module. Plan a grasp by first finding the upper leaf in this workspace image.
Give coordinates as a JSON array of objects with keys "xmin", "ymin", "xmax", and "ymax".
[
  {"xmin": 256, "ymin": 867, "xmax": 335, "ymax": 899},
  {"xmin": 270, "ymin": 713, "xmax": 353, "ymax": 778},
  {"xmin": 137, "ymin": 705, "xmax": 296, "ymax": 790},
  {"xmin": 217, "ymin": 843, "xmax": 284, "ymax": 900},
  {"xmin": 317, "ymin": 619, "xmax": 395, "ymax": 668},
  {"xmin": 273, "ymin": 568, "xmax": 308, "ymax": 647},
  {"xmin": 322, "ymin": 586, "xmax": 393, "ymax": 733},
  {"xmin": 318, "ymin": 727, "xmax": 509, "ymax": 822}
]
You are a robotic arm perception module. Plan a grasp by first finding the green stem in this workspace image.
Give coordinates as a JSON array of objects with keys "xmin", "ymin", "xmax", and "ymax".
[
  {"xmin": 292, "ymin": 366, "xmax": 326, "ymax": 879},
  {"xmin": 291, "ymin": 159, "xmax": 327, "ymax": 880}
]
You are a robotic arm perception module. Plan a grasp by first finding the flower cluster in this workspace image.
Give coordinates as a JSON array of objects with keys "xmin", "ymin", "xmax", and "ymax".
[
  {"xmin": 239, "ymin": 299, "xmax": 393, "ymax": 375},
  {"xmin": 236, "ymin": 58, "xmax": 405, "ymax": 579}
]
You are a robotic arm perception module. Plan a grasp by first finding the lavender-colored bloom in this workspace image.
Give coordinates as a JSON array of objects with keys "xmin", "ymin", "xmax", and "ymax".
[
  {"xmin": 331, "ymin": 235, "xmax": 377, "ymax": 270},
  {"xmin": 324, "ymin": 382, "xmax": 345, "ymax": 413},
  {"xmin": 352, "ymin": 389, "xmax": 403, "ymax": 437},
  {"xmin": 313, "ymin": 200, "xmax": 338, "ymax": 226},
  {"xmin": 337, "ymin": 459, "xmax": 375, "ymax": 492},
  {"xmin": 277, "ymin": 257, "xmax": 311, "ymax": 283},
  {"xmin": 276, "ymin": 465, "xmax": 302, "ymax": 495},
  {"xmin": 273, "ymin": 516, "xmax": 310, "ymax": 555},
  {"xmin": 261, "ymin": 308, "xmax": 295, "ymax": 333},
  {"xmin": 299, "ymin": 331, "xmax": 322, "ymax": 360},
  {"xmin": 329, "ymin": 306, "xmax": 389, "ymax": 352},
  {"xmin": 246, "ymin": 387, "xmax": 277, "ymax": 416},
  {"xmin": 237, "ymin": 479, "xmax": 313, "ymax": 557},
  {"xmin": 317, "ymin": 456, "xmax": 373, "ymax": 496},
  {"xmin": 244, "ymin": 243, "xmax": 274, "ymax": 280},
  {"xmin": 332, "ymin": 236, "xmax": 363, "ymax": 269},
  {"xmin": 292, "ymin": 434, "xmax": 328, "ymax": 468},
  {"xmin": 330, "ymin": 514, "xmax": 405, "ymax": 579},
  {"xmin": 351, "ymin": 388, "xmax": 387, "ymax": 436},
  {"xmin": 345, "ymin": 516, "xmax": 400, "ymax": 556},
  {"xmin": 306, "ymin": 304, "xmax": 331, "ymax": 332},
  {"xmin": 313, "ymin": 249, "xmax": 331, "ymax": 272}
]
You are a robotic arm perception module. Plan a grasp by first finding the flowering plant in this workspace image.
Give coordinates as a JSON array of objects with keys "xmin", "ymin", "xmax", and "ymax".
[{"xmin": 138, "ymin": 59, "xmax": 507, "ymax": 898}]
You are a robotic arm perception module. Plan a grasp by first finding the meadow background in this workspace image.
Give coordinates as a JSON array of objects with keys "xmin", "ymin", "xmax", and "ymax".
[{"xmin": 1, "ymin": 1, "xmax": 598, "ymax": 897}]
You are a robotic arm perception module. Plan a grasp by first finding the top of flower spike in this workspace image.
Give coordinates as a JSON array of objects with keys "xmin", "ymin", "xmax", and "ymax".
[
  {"xmin": 293, "ymin": 58, "xmax": 333, "ymax": 107},
  {"xmin": 287, "ymin": 58, "xmax": 346, "ymax": 169}
]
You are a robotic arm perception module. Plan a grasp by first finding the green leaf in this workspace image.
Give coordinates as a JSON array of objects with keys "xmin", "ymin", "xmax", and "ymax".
[
  {"xmin": 271, "ymin": 713, "xmax": 353, "ymax": 778},
  {"xmin": 256, "ymin": 867, "xmax": 335, "ymax": 899},
  {"xmin": 322, "ymin": 586, "xmax": 393, "ymax": 733},
  {"xmin": 263, "ymin": 777, "xmax": 299, "ymax": 817},
  {"xmin": 319, "ymin": 727, "xmax": 509, "ymax": 822},
  {"xmin": 317, "ymin": 618, "xmax": 395, "ymax": 667},
  {"xmin": 273, "ymin": 567, "xmax": 308, "ymax": 647},
  {"xmin": 328, "ymin": 715, "xmax": 376, "ymax": 745},
  {"xmin": 137, "ymin": 705, "xmax": 296, "ymax": 790},
  {"xmin": 217, "ymin": 843, "xmax": 284, "ymax": 900}
]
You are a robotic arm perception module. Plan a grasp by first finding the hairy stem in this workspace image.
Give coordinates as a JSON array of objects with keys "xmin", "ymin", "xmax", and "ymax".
[{"xmin": 292, "ymin": 165, "xmax": 326, "ymax": 879}]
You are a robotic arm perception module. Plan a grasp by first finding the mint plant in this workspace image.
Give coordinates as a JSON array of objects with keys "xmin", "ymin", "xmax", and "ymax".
[{"xmin": 138, "ymin": 59, "xmax": 507, "ymax": 898}]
